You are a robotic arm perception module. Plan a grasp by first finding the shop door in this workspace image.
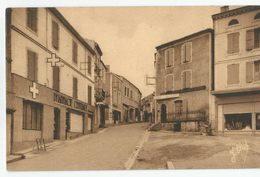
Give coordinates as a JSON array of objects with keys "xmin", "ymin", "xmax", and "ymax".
[
  {"xmin": 100, "ymin": 106, "xmax": 105, "ymax": 126},
  {"xmin": 161, "ymin": 104, "xmax": 167, "ymax": 123},
  {"xmin": 6, "ymin": 114, "xmax": 12, "ymax": 155},
  {"xmin": 54, "ymin": 108, "xmax": 60, "ymax": 139}
]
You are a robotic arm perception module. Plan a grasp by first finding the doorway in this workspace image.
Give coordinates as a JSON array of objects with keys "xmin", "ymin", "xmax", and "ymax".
[
  {"xmin": 161, "ymin": 104, "xmax": 167, "ymax": 123},
  {"xmin": 100, "ymin": 105, "xmax": 105, "ymax": 126},
  {"xmin": 54, "ymin": 108, "xmax": 60, "ymax": 139}
]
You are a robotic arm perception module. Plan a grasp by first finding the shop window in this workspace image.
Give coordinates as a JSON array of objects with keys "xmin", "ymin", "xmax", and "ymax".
[
  {"xmin": 246, "ymin": 27, "xmax": 260, "ymax": 50},
  {"xmin": 256, "ymin": 113, "xmax": 260, "ymax": 130},
  {"xmin": 181, "ymin": 42, "xmax": 192, "ymax": 63},
  {"xmin": 72, "ymin": 40, "xmax": 78, "ymax": 64},
  {"xmin": 53, "ymin": 66, "xmax": 59, "ymax": 91},
  {"xmin": 88, "ymin": 85, "xmax": 92, "ymax": 105},
  {"xmin": 27, "ymin": 8, "xmax": 37, "ymax": 32},
  {"xmin": 27, "ymin": 50, "xmax": 38, "ymax": 82},
  {"xmin": 52, "ymin": 20, "xmax": 59, "ymax": 50},
  {"xmin": 88, "ymin": 56, "xmax": 92, "ymax": 75},
  {"xmin": 23, "ymin": 100, "xmax": 42, "ymax": 130},
  {"xmin": 182, "ymin": 70, "xmax": 192, "ymax": 89},
  {"xmin": 165, "ymin": 48, "xmax": 174, "ymax": 67},
  {"xmin": 165, "ymin": 74, "xmax": 174, "ymax": 92},
  {"xmin": 228, "ymin": 19, "xmax": 239, "ymax": 26},
  {"xmin": 225, "ymin": 114, "xmax": 252, "ymax": 131},
  {"xmin": 227, "ymin": 64, "xmax": 239, "ymax": 85},
  {"xmin": 73, "ymin": 77, "xmax": 78, "ymax": 99},
  {"xmin": 227, "ymin": 32, "xmax": 240, "ymax": 54}
]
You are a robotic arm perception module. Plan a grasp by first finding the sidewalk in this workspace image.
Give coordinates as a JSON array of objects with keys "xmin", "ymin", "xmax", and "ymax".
[
  {"xmin": 6, "ymin": 127, "xmax": 108, "ymax": 164},
  {"xmin": 131, "ymin": 130, "xmax": 260, "ymax": 169}
]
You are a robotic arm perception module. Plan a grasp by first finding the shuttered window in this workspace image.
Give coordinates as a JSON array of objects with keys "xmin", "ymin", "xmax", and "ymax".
[
  {"xmin": 72, "ymin": 41, "xmax": 78, "ymax": 64},
  {"xmin": 227, "ymin": 32, "xmax": 239, "ymax": 54},
  {"xmin": 27, "ymin": 50, "xmax": 37, "ymax": 82},
  {"xmin": 255, "ymin": 60, "xmax": 260, "ymax": 81},
  {"xmin": 182, "ymin": 43, "xmax": 192, "ymax": 63},
  {"xmin": 73, "ymin": 77, "xmax": 78, "ymax": 99},
  {"xmin": 53, "ymin": 66, "xmax": 59, "ymax": 91},
  {"xmin": 246, "ymin": 28, "xmax": 260, "ymax": 51},
  {"xmin": 52, "ymin": 21, "xmax": 59, "ymax": 50},
  {"xmin": 165, "ymin": 74, "xmax": 174, "ymax": 92},
  {"xmin": 88, "ymin": 86, "xmax": 92, "ymax": 105},
  {"xmin": 23, "ymin": 100, "xmax": 42, "ymax": 130},
  {"xmin": 88, "ymin": 56, "xmax": 92, "ymax": 75},
  {"xmin": 27, "ymin": 8, "xmax": 37, "ymax": 32},
  {"xmin": 182, "ymin": 70, "xmax": 192, "ymax": 89},
  {"xmin": 254, "ymin": 28, "xmax": 260, "ymax": 49},
  {"xmin": 227, "ymin": 64, "xmax": 239, "ymax": 85},
  {"xmin": 165, "ymin": 48, "xmax": 174, "ymax": 67},
  {"xmin": 246, "ymin": 61, "xmax": 254, "ymax": 83}
]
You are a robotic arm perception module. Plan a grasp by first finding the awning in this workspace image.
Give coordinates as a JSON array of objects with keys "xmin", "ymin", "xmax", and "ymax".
[{"xmin": 96, "ymin": 102, "xmax": 109, "ymax": 108}]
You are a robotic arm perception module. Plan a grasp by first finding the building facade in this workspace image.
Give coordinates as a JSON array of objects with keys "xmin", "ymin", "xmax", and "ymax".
[
  {"xmin": 141, "ymin": 92, "xmax": 155, "ymax": 123},
  {"xmin": 154, "ymin": 29, "xmax": 215, "ymax": 132},
  {"xmin": 6, "ymin": 8, "xmax": 96, "ymax": 154},
  {"xmin": 212, "ymin": 6, "xmax": 260, "ymax": 135}
]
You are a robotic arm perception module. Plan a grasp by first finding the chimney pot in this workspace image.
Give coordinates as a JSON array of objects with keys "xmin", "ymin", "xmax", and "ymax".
[{"xmin": 221, "ymin": 6, "xmax": 229, "ymax": 13}]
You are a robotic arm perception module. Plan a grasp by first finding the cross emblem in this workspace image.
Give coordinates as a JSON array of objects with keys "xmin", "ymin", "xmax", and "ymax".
[
  {"xmin": 47, "ymin": 53, "xmax": 60, "ymax": 67},
  {"xmin": 29, "ymin": 82, "xmax": 39, "ymax": 99}
]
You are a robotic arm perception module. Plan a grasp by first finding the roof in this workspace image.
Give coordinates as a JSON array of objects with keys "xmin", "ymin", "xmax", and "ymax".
[
  {"xmin": 156, "ymin": 28, "xmax": 213, "ymax": 50},
  {"xmin": 48, "ymin": 8, "xmax": 96, "ymax": 56},
  {"xmin": 212, "ymin": 6, "xmax": 260, "ymax": 20}
]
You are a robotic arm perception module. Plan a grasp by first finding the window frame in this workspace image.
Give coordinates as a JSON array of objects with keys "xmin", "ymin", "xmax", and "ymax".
[
  {"xmin": 181, "ymin": 42, "xmax": 192, "ymax": 64},
  {"xmin": 226, "ymin": 63, "xmax": 240, "ymax": 86},
  {"xmin": 165, "ymin": 48, "xmax": 174, "ymax": 68},
  {"xmin": 27, "ymin": 49, "xmax": 38, "ymax": 82},
  {"xmin": 52, "ymin": 20, "xmax": 59, "ymax": 50},
  {"xmin": 227, "ymin": 32, "xmax": 240, "ymax": 55},
  {"xmin": 181, "ymin": 70, "xmax": 192, "ymax": 89},
  {"xmin": 254, "ymin": 60, "xmax": 260, "ymax": 82},
  {"xmin": 23, "ymin": 100, "xmax": 42, "ymax": 131},
  {"xmin": 228, "ymin": 19, "xmax": 239, "ymax": 26},
  {"xmin": 26, "ymin": 8, "xmax": 38, "ymax": 35}
]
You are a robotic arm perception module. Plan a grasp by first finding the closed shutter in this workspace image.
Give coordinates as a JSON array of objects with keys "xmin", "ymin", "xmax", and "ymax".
[
  {"xmin": 246, "ymin": 29, "xmax": 254, "ymax": 51},
  {"xmin": 31, "ymin": 8, "xmax": 37, "ymax": 32},
  {"xmin": 34, "ymin": 52, "xmax": 38, "ymax": 82},
  {"xmin": 52, "ymin": 21, "xmax": 58, "ymax": 49},
  {"xmin": 186, "ymin": 70, "xmax": 191, "ymax": 88},
  {"xmin": 88, "ymin": 86, "xmax": 92, "ymax": 105},
  {"xmin": 182, "ymin": 71, "xmax": 186, "ymax": 89},
  {"xmin": 53, "ymin": 66, "xmax": 60, "ymax": 91},
  {"xmin": 73, "ymin": 78, "xmax": 77, "ymax": 98},
  {"xmin": 255, "ymin": 61, "xmax": 260, "ymax": 81},
  {"xmin": 27, "ymin": 9, "xmax": 31, "ymax": 28},
  {"xmin": 227, "ymin": 33, "xmax": 233, "ymax": 54},
  {"xmin": 168, "ymin": 48, "xmax": 174, "ymax": 66},
  {"xmin": 165, "ymin": 49, "xmax": 169, "ymax": 67},
  {"xmin": 165, "ymin": 75, "xmax": 173, "ymax": 91},
  {"xmin": 182, "ymin": 99, "xmax": 188, "ymax": 119},
  {"xmin": 28, "ymin": 50, "xmax": 36, "ymax": 81},
  {"xmin": 255, "ymin": 28, "xmax": 260, "ymax": 49},
  {"xmin": 88, "ymin": 56, "xmax": 91, "ymax": 74},
  {"xmin": 73, "ymin": 41, "xmax": 78, "ymax": 63},
  {"xmin": 227, "ymin": 64, "xmax": 239, "ymax": 84},
  {"xmin": 233, "ymin": 32, "xmax": 240, "ymax": 53},
  {"xmin": 181, "ymin": 44, "xmax": 185, "ymax": 63},
  {"xmin": 185, "ymin": 43, "xmax": 191, "ymax": 62},
  {"xmin": 246, "ymin": 61, "xmax": 254, "ymax": 83}
]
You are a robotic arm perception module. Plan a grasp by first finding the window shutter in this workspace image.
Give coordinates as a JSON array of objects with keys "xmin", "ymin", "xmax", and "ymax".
[
  {"xmin": 182, "ymin": 71, "xmax": 186, "ymax": 89},
  {"xmin": 246, "ymin": 61, "xmax": 254, "ymax": 83},
  {"xmin": 181, "ymin": 44, "xmax": 185, "ymax": 63},
  {"xmin": 28, "ymin": 50, "xmax": 35, "ymax": 81},
  {"xmin": 27, "ymin": 9, "xmax": 31, "ymax": 28},
  {"xmin": 255, "ymin": 61, "xmax": 260, "ymax": 81},
  {"xmin": 182, "ymin": 99, "xmax": 188, "ymax": 117},
  {"xmin": 254, "ymin": 28, "xmax": 260, "ymax": 49},
  {"xmin": 165, "ymin": 49, "xmax": 169, "ymax": 67},
  {"xmin": 34, "ymin": 52, "xmax": 38, "ymax": 82},
  {"xmin": 227, "ymin": 33, "xmax": 233, "ymax": 54},
  {"xmin": 53, "ymin": 66, "xmax": 60, "ymax": 91},
  {"xmin": 52, "ymin": 21, "xmax": 58, "ymax": 49},
  {"xmin": 168, "ymin": 48, "xmax": 173, "ymax": 66},
  {"xmin": 186, "ymin": 70, "xmax": 191, "ymax": 88},
  {"xmin": 88, "ymin": 56, "xmax": 91, "ymax": 74},
  {"xmin": 186, "ymin": 43, "xmax": 191, "ymax": 62},
  {"xmin": 233, "ymin": 32, "xmax": 240, "ymax": 53},
  {"xmin": 75, "ymin": 43, "xmax": 78, "ymax": 63},
  {"xmin": 227, "ymin": 64, "xmax": 239, "ymax": 84},
  {"xmin": 88, "ymin": 86, "xmax": 92, "ymax": 104}
]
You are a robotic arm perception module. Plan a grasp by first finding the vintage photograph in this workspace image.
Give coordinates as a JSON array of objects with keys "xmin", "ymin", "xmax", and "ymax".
[{"xmin": 5, "ymin": 4, "xmax": 260, "ymax": 172}]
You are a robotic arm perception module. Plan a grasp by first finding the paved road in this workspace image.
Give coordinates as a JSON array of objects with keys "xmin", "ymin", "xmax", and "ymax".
[{"xmin": 7, "ymin": 123, "xmax": 150, "ymax": 171}]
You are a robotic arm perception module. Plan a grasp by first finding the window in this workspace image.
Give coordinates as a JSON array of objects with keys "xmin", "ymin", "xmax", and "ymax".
[
  {"xmin": 227, "ymin": 32, "xmax": 240, "ymax": 54},
  {"xmin": 254, "ymin": 60, "xmax": 260, "ymax": 81},
  {"xmin": 227, "ymin": 64, "xmax": 239, "ymax": 85},
  {"xmin": 52, "ymin": 20, "xmax": 59, "ymax": 50},
  {"xmin": 254, "ymin": 13, "xmax": 260, "ymax": 20},
  {"xmin": 165, "ymin": 48, "xmax": 174, "ymax": 67},
  {"xmin": 23, "ymin": 100, "xmax": 42, "ymax": 130},
  {"xmin": 130, "ymin": 90, "xmax": 132, "ymax": 99},
  {"xmin": 246, "ymin": 60, "xmax": 260, "ymax": 83},
  {"xmin": 182, "ymin": 70, "xmax": 191, "ymax": 89},
  {"xmin": 181, "ymin": 42, "xmax": 192, "ymax": 63},
  {"xmin": 125, "ymin": 87, "xmax": 127, "ymax": 96},
  {"xmin": 246, "ymin": 28, "xmax": 260, "ymax": 50},
  {"xmin": 88, "ymin": 56, "xmax": 92, "ymax": 75},
  {"xmin": 27, "ymin": 8, "xmax": 37, "ymax": 32},
  {"xmin": 175, "ymin": 100, "xmax": 182, "ymax": 115},
  {"xmin": 127, "ymin": 88, "xmax": 129, "ymax": 97},
  {"xmin": 225, "ymin": 114, "xmax": 251, "ymax": 130},
  {"xmin": 53, "ymin": 66, "xmax": 59, "ymax": 91},
  {"xmin": 165, "ymin": 74, "xmax": 174, "ymax": 92},
  {"xmin": 256, "ymin": 113, "xmax": 260, "ymax": 130},
  {"xmin": 228, "ymin": 19, "xmax": 239, "ymax": 26},
  {"xmin": 88, "ymin": 86, "xmax": 92, "ymax": 105},
  {"xmin": 73, "ymin": 77, "xmax": 78, "ymax": 99},
  {"xmin": 113, "ymin": 89, "xmax": 118, "ymax": 103},
  {"xmin": 27, "ymin": 50, "xmax": 38, "ymax": 82},
  {"xmin": 118, "ymin": 91, "xmax": 121, "ymax": 105},
  {"xmin": 72, "ymin": 40, "xmax": 78, "ymax": 64}
]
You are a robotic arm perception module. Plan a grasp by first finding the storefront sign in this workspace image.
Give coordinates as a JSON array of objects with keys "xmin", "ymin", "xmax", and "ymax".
[{"xmin": 74, "ymin": 101, "xmax": 87, "ymax": 111}]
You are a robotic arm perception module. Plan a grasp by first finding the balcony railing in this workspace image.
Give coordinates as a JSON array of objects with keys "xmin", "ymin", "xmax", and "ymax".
[
  {"xmin": 95, "ymin": 88, "xmax": 106, "ymax": 102},
  {"xmin": 163, "ymin": 111, "xmax": 206, "ymax": 122}
]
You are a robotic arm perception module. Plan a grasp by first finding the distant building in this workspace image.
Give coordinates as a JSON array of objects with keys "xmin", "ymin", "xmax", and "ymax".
[
  {"xmin": 6, "ymin": 8, "xmax": 96, "ymax": 154},
  {"xmin": 141, "ymin": 92, "xmax": 155, "ymax": 123},
  {"xmin": 212, "ymin": 6, "xmax": 260, "ymax": 135},
  {"xmin": 154, "ymin": 29, "xmax": 215, "ymax": 132}
]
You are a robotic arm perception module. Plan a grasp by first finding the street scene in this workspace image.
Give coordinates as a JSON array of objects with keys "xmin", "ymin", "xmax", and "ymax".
[{"xmin": 5, "ymin": 4, "xmax": 260, "ymax": 173}]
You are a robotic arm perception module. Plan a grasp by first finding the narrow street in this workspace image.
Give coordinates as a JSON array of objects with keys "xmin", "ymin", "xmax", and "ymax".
[{"xmin": 7, "ymin": 123, "xmax": 150, "ymax": 171}]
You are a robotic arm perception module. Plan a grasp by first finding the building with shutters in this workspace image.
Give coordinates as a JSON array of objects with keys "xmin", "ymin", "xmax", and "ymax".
[
  {"xmin": 211, "ymin": 6, "xmax": 260, "ymax": 135},
  {"xmin": 154, "ymin": 28, "xmax": 215, "ymax": 132},
  {"xmin": 141, "ymin": 92, "xmax": 155, "ymax": 123},
  {"xmin": 105, "ymin": 67, "xmax": 142, "ymax": 124},
  {"xmin": 6, "ymin": 7, "xmax": 96, "ymax": 154}
]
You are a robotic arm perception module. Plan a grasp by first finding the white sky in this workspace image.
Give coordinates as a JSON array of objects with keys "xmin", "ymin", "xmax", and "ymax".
[{"xmin": 57, "ymin": 6, "xmax": 225, "ymax": 98}]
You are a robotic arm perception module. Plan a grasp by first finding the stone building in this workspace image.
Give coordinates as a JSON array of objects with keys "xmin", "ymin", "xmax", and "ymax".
[
  {"xmin": 6, "ymin": 7, "xmax": 96, "ymax": 154},
  {"xmin": 154, "ymin": 29, "xmax": 215, "ymax": 132},
  {"xmin": 141, "ymin": 92, "xmax": 155, "ymax": 123},
  {"xmin": 212, "ymin": 6, "xmax": 260, "ymax": 135}
]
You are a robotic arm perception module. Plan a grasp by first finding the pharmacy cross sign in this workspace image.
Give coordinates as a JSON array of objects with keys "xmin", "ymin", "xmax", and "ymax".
[
  {"xmin": 29, "ymin": 82, "xmax": 39, "ymax": 99},
  {"xmin": 47, "ymin": 53, "xmax": 60, "ymax": 67}
]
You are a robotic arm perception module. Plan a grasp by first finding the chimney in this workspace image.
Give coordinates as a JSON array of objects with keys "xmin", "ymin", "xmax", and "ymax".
[
  {"xmin": 220, "ymin": 6, "xmax": 229, "ymax": 13},
  {"xmin": 106, "ymin": 65, "xmax": 110, "ymax": 72}
]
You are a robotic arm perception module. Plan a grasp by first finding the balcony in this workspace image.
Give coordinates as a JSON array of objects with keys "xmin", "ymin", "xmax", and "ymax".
[
  {"xmin": 163, "ymin": 111, "xmax": 206, "ymax": 123},
  {"xmin": 95, "ymin": 88, "xmax": 106, "ymax": 102}
]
